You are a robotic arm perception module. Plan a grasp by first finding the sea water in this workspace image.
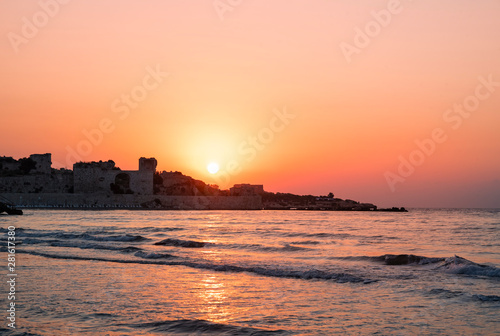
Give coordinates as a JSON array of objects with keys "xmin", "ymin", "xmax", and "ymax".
[{"xmin": 0, "ymin": 209, "xmax": 499, "ymax": 335}]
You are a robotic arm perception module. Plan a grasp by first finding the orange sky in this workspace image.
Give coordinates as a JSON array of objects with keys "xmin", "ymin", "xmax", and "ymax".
[{"xmin": 1, "ymin": 0, "xmax": 499, "ymax": 208}]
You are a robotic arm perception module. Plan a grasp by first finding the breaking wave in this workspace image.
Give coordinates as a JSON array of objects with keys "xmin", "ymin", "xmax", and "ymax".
[
  {"xmin": 134, "ymin": 251, "xmax": 175, "ymax": 259},
  {"xmin": 16, "ymin": 230, "xmax": 147, "ymax": 242},
  {"xmin": 339, "ymin": 254, "xmax": 500, "ymax": 278},
  {"xmin": 437, "ymin": 255, "xmax": 500, "ymax": 277},
  {"xmin": 21, "ymin": 250, "xmax": 369, "ymax": 283},
  {"xmin": 127, "ymin": 319, "xmax": 288, "ymax": 335},
  {"xmin": 335, "ymin": 254, "xmax": 445, "ymax": 265},
  {"xmin": 154, "ymin": 238, "xmax": 206, "ymax": 248},
  {"xmin": 47, "ymin": 241, "xmax": 143, "ymax": 252},
  {"xmin": 373, "ymin": 254, "xmax": 445, "ymax": 265}
]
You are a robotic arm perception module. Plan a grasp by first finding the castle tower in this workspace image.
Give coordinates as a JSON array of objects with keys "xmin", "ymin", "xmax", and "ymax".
[
  {"xmin": 139, "ymin": 157, "xmax": 157, "ymax": 172},
  {"xmin": 29, "ymin": 153, "xmax": 52, "ymax": 174}
]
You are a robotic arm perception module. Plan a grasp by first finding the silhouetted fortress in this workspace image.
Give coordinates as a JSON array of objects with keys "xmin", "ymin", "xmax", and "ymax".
[
  {"xmin": 0, "ymin": 154, "xmax": 262, "ymax": 210},
  {"xmin": 0, "ymin": 154, "xmax": 389, "ymax": 211},
  {"xmin": 0, "ymin": 154, "xmax": 72, "ymax": 193},
  {"xmin": 73, "ymin": 158, "xmax": 156, "ymax": 195}
]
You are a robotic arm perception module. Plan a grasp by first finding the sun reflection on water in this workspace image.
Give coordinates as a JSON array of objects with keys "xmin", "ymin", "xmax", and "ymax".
[{"xmin": 196, "ymin": 274, "xmax": 230, "ymax": 323}]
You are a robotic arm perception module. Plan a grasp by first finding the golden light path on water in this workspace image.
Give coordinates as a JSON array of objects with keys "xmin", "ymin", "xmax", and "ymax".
[{"xmin": 3, "ymin": 209, "xmax": 499, "ymax": 335}]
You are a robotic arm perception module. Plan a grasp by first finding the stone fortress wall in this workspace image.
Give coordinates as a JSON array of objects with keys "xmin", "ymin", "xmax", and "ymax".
[
  {"xmin": 0, "ymin": 153, "xmax": 263, "ymax": 210},
  {"xmin": 0, "ymin": 153, "xmax": 73, "ymax": 193},
  {"xmin": 73, "ymin": 158, "xmax": 154, "ymax": 195},
  {"xmin": 0, "ymin": 174, "xmax": 73, "ymax": 193},
  {"xmin": 1, "ymin": 193, "xmax": 262, "ymax": 210}
]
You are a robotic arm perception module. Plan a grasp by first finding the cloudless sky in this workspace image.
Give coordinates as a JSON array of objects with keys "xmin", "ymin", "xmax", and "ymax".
[{"xmin": 1, "ymin": 0, "xmax": 499, "ymax": 208}]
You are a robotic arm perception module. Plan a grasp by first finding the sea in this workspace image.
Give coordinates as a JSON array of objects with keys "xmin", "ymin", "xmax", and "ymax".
[{"xmin": 1, "ymin": 209, "xmax": 499, "ymax": 335}]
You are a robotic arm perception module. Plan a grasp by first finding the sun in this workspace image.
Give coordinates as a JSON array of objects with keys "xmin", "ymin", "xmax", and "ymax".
[{"xmin": 207, "ymin": 162, "xmax": 220, "ymax": 174}]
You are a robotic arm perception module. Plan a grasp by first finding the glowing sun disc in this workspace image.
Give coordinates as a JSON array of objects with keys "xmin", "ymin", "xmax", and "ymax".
[{"xmin": 207, "ymin": 162, "xmax": 220, "ymax": 174}]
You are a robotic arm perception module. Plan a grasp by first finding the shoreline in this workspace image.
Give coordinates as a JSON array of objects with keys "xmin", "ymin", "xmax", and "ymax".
[{"xmin": 9, "ymin": 206, "xmax": 407, "ymax": 212}]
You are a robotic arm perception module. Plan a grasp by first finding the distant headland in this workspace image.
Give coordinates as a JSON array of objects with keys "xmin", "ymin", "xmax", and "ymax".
[{"xmin": 0, "ymin": 153, "xmax": 406, "ymax": 212}]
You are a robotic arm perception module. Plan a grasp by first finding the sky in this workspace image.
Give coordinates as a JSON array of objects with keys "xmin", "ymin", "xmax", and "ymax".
[{"xmin": 1, "ymin": 0, "xmax": 499, "ymax": 208}]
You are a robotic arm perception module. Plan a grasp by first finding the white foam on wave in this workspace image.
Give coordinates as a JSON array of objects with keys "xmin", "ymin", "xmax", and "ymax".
[
  {"xmin": 21, "ymin": 250, "xmax": 369, "ymax": 283},
  {"xmin": 438, "ymin": 256, "xmax": 500, "ymax": 278}
]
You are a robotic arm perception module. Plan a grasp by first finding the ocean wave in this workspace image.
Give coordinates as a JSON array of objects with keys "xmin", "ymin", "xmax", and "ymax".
[
  {"xmin": 427, "ymin": 288, "xmax": 464, "ymax": 298},
  {"xmin": 134, "ymin": 251, "xmax": 175, "ymax": 259},
  {"xmin": 120, "ymin": 246, "xmax": 144, "ymax": 253},
  {"xmin": 376, "ymin": 254, "xmax": 445, "ymax": 265},
  {"xmin": 0, "ymin": 227, "xmax": 25, "ymax": 232},
  {"xmin": 340, "ymin": 254, "xmax": 500, "ymax": 278},
  {"xmin": 19, "ymin": 238, "xmax": 61, "ymax": 245},
  {"xmin": 140, "ymin": 226, "xmax": 184, "ymax": 232},
  {"xmin": 154, "ymin": 238, "xmax": 206, "ymax": 248},
  {"xmin": 472, "ymin": 294, "xmax": 500, "ymax": 302},
  {"xmin": 336, "ymin": 254, "xmax": 445, "ymax": 265},
  {"xmin": 289, "ymin": 240, "xmax": 320, "ymax": 245},
  {"xmin": 225, "ymin": 243, "xmax": 311, "ymax": 253},
  {"xmin": 22, "ymin": 250, "xmax": 370, "ymax": 283},
  {"xmin": 48, "ymin": 241, "xmax": 143, "ymax": 252},
  {"xmin": 428, "ymin": 288, "xmax": 500, "ymax": 302},
  {"xmin": 89, "ymin": 234, "xmax": 147, "ymax": 242},
  {"xmin": 0, "ymin": 329, "xmax": 42, "ymax": 336},
  {"xmin": 285, "ymin": 232, "xmax": 355, "ymax": 239},
  {"xmin": 260, "ymin": 244, "xmax": 311, "ymax": 252},
  {"xmin": 437, "ymin": 255, "xmax": 500, "ymax": 277},
  {"xmin": 127, "ymin": 319, "xmax": 288, "ymax": 335},
  {"xmin": 12, "ymin": 230, "xmax": 59, "ymax": 238},
  {"xmin": 18, "ymin": 231, "xmax": 148, "ymax": 242}
]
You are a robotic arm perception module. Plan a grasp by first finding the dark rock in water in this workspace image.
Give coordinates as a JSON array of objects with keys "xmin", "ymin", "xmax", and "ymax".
[
  {"xmin": 0, "ymin": 201, "xmax": 23, "ymax": 215},
  {"xmin": 377, "ymin": 207, "xmax": 408, "ymax": 212},
  {"xmin": 154, "ymin": 238, "xmax": 205, "ymax": 248}
]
